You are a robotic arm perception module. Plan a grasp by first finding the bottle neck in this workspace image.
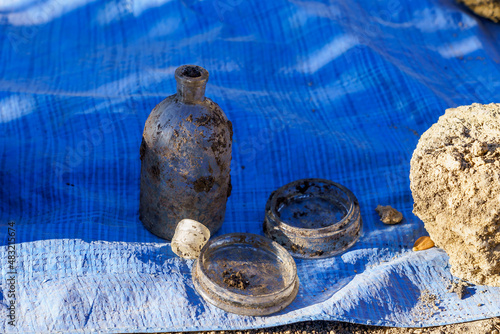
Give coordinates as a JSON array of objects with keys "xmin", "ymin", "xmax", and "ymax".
[{"xmin": 175, "ymin": 65, "xmax": 209, "ymax": 104}]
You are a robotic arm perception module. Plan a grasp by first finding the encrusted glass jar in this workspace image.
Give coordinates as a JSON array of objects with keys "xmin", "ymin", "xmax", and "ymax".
[{"xmin": 139, "ymin": 65, "xmax": 232, "ymax": 240}]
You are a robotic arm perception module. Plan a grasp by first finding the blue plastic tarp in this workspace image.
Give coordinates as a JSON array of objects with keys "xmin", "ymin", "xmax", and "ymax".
[{"xmin": 1, "ymin": 0, "xmax": 500, "ymax": 333}]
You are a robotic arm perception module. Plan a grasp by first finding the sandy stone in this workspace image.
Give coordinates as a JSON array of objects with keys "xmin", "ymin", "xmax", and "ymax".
[
  {"xmin": 457, "ymin": 0, "xmax": 500, "ymax": 22},
  {"xmin": 410, "ymin": 103, "xmax": 500, "ymax": 287},
  {"xmin": 375, "ymin": 205, "xmax": 403, "ymax": 224}
]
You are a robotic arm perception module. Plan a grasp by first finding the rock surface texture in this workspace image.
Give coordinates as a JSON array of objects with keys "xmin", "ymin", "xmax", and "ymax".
[
  {"xmin": 410, "ymin": 103, "xmax": 500, "ymax": 287},
  {"xmin": 458, "ymin": 0, "xmax": 500, "ymax": 22}
]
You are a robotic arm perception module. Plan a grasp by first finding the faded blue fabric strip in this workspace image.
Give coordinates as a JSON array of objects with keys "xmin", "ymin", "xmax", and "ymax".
[{"xmin": 0, "ymin": 0, "xmax": 499, "ymax": 332}]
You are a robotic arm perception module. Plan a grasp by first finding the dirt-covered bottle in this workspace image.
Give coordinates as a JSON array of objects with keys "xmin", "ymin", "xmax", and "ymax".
[{"xmin": 139, "ymin": 65, "xmax": 232, "ymax": 240}]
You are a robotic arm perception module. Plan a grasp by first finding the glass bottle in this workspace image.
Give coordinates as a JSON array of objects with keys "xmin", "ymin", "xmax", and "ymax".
[{"xmin": 139, "ymin": 65, "xmax": 232, "ymax": 240}]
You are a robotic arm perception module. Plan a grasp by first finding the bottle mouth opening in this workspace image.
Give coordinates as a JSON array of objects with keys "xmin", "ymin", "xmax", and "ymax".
[
  {"xmin": 182, "ymin": 66, "xmax": 202, "ymax": 78},
  {"xmin": 175, "ymin": 65, "xmax": 209, "ymax": 84}
]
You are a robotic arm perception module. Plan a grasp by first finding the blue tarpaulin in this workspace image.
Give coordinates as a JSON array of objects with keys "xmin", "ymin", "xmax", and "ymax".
[{"xmin": 1, "ymin": 0, "xmax": 499, "ymax": 332}]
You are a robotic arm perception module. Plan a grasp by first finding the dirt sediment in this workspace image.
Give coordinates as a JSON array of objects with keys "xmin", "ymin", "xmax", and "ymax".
[
  {"xmin": 223, "ymin": 269, "xmax": 250, "ymax": 290},
  {"xmin": 447, "ymin": 279, "xmax": 470, "ymax": 299},
  {"xmin": 165, "ymin": 317, "xmax": 500, "ymax": 334}
]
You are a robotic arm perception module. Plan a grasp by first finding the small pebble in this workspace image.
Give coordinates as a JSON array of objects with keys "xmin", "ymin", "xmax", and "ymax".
[{"xmin": 375, "ymin": 205, "xmax": 403, "ymax": 224}]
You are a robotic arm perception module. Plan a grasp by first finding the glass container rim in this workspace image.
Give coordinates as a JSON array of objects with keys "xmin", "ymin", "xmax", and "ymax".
[
  {"xmin": 194, "ymin": 233, "xmax": 299, "ymax": 303},
  {"xmin": 267, "ymin": 178, "xmax": 357, "ymax": 234}
]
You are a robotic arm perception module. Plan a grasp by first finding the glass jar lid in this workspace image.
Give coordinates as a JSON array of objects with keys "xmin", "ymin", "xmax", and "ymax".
[
  {"xmin": 192, "ymin": 233, "xmax": 299, "ymax": 316},
  {"xmin": 264, "ymin": 178, "xmax": 362, "ymax": 259}
]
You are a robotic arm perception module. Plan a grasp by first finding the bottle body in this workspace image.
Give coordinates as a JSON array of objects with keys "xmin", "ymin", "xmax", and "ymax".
[{"xmin": 139, "ymin": 65, "xmax": 232, "ymax": 240}]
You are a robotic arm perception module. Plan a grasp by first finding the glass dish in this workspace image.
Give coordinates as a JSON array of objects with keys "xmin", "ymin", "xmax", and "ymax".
[
  {"xmin": 192, "ymin": 233, "xmax": 299, "ymax": 316},
  {"xmin": 264, "ymin": 178, "xmax": 362, "ymax": 259}
]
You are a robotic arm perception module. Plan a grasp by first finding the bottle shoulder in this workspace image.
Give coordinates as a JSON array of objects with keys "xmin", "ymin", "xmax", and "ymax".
[
  {"xmin": 150, "ymin": 95, "xmax": 228, "ymax": 123},
  {"xmin": 143, "ymin": 95, "xmax": 232, "ymax": 150}
]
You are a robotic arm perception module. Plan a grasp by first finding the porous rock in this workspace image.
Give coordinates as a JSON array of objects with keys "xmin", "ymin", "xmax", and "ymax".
[
  {"xmin": 410, "ymin": 103, "xmax": 500, "ymax": 287},
  {"xmin": 457, "ymin": 0, "xmax": 500, "ymax": 22}
]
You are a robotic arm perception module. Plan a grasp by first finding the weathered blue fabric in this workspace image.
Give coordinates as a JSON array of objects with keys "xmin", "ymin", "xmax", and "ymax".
[{"xmin": 0, "ymin": 0, "xmax": 499, "ymax": 332}]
